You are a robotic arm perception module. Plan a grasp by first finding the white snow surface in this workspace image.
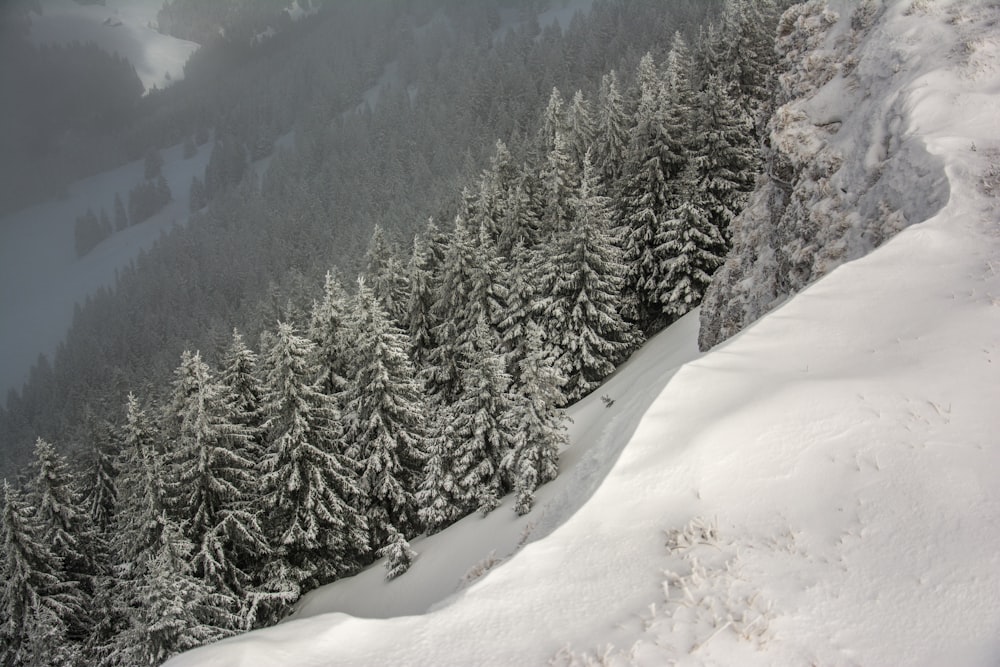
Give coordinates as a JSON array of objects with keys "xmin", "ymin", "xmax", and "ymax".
[
  {"xmin": 168, "ymin": 2, "xmax": 1000, "ymax": 665},
  {"xmin": 29, "ymin": 0, "xmax": 199, "ymax": 92}
]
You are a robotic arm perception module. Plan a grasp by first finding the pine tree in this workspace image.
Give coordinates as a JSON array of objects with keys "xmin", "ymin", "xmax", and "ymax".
[
  {"xmin": 662, "ymin": 32, "xmax": 696, "ymax": 156},
  {"xmin": 497, "ymin": 180, "xmax": 541, "ymax": 257},
  {"xmin": 497, "ymin": 242, "xmax": 543, "ymax": 383},
  {"xmin": 113, "ymin": 192, "xmax": 128, "ymax": 231},
  {"xmin": 377, "ymin": 525, "xmax": 417, "ymax": 580},
  {"xmin": 219, "ymin": 328, "xmax": 266, "ymax": 443},
  {"xmin": 537, "ymin": 86, "xmax": 567, "ymax": 154},
  {"xmin": 0, "ymin": 481, "xmax": 78, "ymax": 666},
  {"xmin": 716, "ymin": 0, "xmax": 780, "ymax": 119},
  {"xmin": 538, "ymin": 130, "xmax": 578, "ymax": 237},
  {"xmin": 260, "ymin": 322, "xmax": 369, "ymax": 592},
  {"xmin": 449, "ymin": 322, "xmax": 517, "ymax": 515},
  {"xmin": 406, "ymin": 223, "xmax": 439, "ymax": 368},
  {"xmin": 113, "ymin": 393, "xmax": 169, "ymax": 569},
  {"xmin": 566, "ymin": 89, "xmax": 596, "ymax": 168},
  {"xmin": 618, "ymin": 52, "xmax": 689, "ymax": 332},
  {"xmin": 308, "ymin": 272, "xmax": 352, "ymax": 397},
  {"xmin": 87, "ymin": 431, "xmax": 118, "ymax": 535},
  {"xmin": 365, "ymin": 225, "xmax": 410, "ymax": 327},
  {"xmin": 656, "ymin": 170, "xmax": 728, "ymax": 319},
  {"xmin": 163, "ymin": 351, "xmax": 267, "ymax": 618},
  {"xmin": 114, "ymin": 520, "xmax": 231, "ymax": 666},
  {"xmin": 547, "ymin": 153, "xmax": 638, "ymax": 402},
  {"xmin": 691, "ymin": 73, "xmax": 758, "ymax": 243},
  {"xmin": 83, "ymin": 428, "xmax": 119, "ymax": 665},
  {"xmin": 93, "ymin": 394, "xmax": 169, "ymax": 665},
  {"xmin": 505, "ymin": 323, "xmax": 568, "ymax": 515},
  {"xmin": 427, "ymin": 215, "xmax": 506, "ymax": 402},
  {"xmin": 595, "ymin": 70, "xmax": 630, "ymax": 186},
  {"xmin": 344, "ymin": 281, "xmax": 428, "ymax": 546},
  {"xmin": 28, "ymin": 438, "xmax": 94, "ymax": 639},
  {"xmin": 415, "ymin": 403, "xmax": 463, "ymax": 534}
]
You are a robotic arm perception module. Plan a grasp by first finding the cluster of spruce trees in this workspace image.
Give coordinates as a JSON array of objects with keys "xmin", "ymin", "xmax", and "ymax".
[
  {"xmin": 73, "ymin": 149, "xmax": 176, "ymax": 259},
  {"xmin": 1, "ymin": 0, "xmax": 782, "ymax": 664}
]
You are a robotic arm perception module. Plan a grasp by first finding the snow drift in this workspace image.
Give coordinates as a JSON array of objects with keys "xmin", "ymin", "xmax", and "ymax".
[{"xmin": 169, "ymin": 1, "xmax": 1000, "ymax": 664}]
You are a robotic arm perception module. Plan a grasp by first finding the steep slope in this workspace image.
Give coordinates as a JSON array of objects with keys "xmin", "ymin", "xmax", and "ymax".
[
  {"xmin": 171, "ymin": 0, "xmax": 1000, "ymax": 664},
  {"xmin": 0, "ymin": 140, "xmax": 212, "ymax": 398}
]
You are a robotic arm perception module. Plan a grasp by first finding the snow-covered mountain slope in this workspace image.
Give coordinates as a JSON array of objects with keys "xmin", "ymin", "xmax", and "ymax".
[
  {"xmin": 0, "ymin": 129, "xmax": 297, "ymax": 398},
  {"xmin": 29, "ymin": 0, "xmax": 198, "ymax": 92},
  {"xmin": 0, "ymin": 140, "xmax": 211, "ymax": 397},
  {"xmin": 170, "ymin": 0, "xmax": 1000, "ymax": 664}
]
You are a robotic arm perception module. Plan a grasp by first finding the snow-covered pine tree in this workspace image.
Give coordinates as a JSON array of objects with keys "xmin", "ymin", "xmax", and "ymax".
[
  {"xmin": 716, "ymin": 0, "xmax": 780, "ymax": 121},
  {"xmin": 307, "ymin": 271, "xmax": 353, "ymax": 397},
  {"xmin": 618, "ymin": 52, "xmax": 689, "ymax": 332},
  {"xmin": 406, "ymin": 222, "xmax": 440, "ymax": 368},
  {"xmin": 28, "ymin": 438, "xmax": 94, "ymax": 639},
  {"xmin": 0, "ymin": 481, "xmax": 79, "ymax": 667},
  {"xmin": 163, "ymin": 351, "xmax": 268, "ymax": 624},
  {"xmin": 595, "ymin": 70, "xmax": 631, "ymax": 186},
  {"xmin": 92, "ymin": 393, "xmax": 169, "ymax": 665},
  {"xmin": 503, "ymin": 323, "xmax": 568, "ymax": 515},
  {"xmin": 114, "ymin": 393, "xmax": 169, "ymax": 568},
  {"xmin": 538, "ymin": 130, "xmax": 579, "ymax": 238},
  {"xmin": 415, "ymin": 403, "xmax": 463, "ymax": 534},
  {"xmin": 365, "ymin": 225, "xmax": 410, "ymax": 327},
  {"xmin": 691, "ymin": 73, "xmax": 758, "ymax": 244},
  {"xmin": 114, "ymin": 519, "xmax": 231, "ymax": 666},
  {"xmin": 377, "ymin": 525, "xmax": 418, "ymax": 581},
  {"xmin": 427, "ymin": 215, "xmax": 508, "ymax": 403},
  {"xmin": 656, "ymin": 167, "xmax": 728, "ymax": 319},
  {"xmin": 537, "ymin": 86, "xmax": 567, "ymax": 154},
  {"xmin": 566, "ymin": 89, "xmax": 596, "ymax": 169},
  {"xmin": 546, "ymin": 152, "xmax": 638, "ymax": 402},
  {"xmin": 662, "ymin": 32, "xmax": 696, "ymax": 149},
  {"xmin": 82, "ymin": 425, "xmax": 119, "ymax": 659},
  {"xmin": 497, "ymin": 242, "xmax": 543, "ymax": 384},
  {"xmin": 426, "ymin": 216, "xmax": 477, "ymax": 403},
  {"xmin": 87, "ymin": 430, "xmax": 118, "ymax": 536},
  {"xmin": 473, "ymin": 143, "xmax": 509, "ymax": 244},
  {"xmin": 343, "ymin": 279, "xmax": 427, "ymax": 550},
  {"xmin": 497, "ymin": 180, "xmax": 541, "ymax": 258},
  {"xmin": 260, "ymin": 322, "xmax": 369, "ymax": 592},
  {"xmin": 449, "ymin": 321, "xmax": 518, "ymax": 515},
  {"xmin": 219, "ymin": 328, "xmax": 266, "ymax": 447}
]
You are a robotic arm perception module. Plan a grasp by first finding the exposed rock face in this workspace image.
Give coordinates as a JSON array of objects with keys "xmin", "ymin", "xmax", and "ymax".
[{"xmin": 699, "ymin": 0, "xmax": 949, "ymax": 350}]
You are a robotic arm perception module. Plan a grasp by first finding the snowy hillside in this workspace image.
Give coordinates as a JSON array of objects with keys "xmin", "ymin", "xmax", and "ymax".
[
  {"xmin": 0, "ymin": 141, "xmax": 211, "ymax": 397},
  {"xmin": 168, "ymin": 0, "xmax": 1000, "ymax": 665},
  {"xmin": 29, "ymin": 0, "xmax": 198, "ymax": 92}
]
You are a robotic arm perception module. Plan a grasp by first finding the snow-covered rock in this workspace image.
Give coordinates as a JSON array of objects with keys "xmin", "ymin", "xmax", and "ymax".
[{"xmin": 700, "ymin": 0, "xmax": 952, "ymax": 349}]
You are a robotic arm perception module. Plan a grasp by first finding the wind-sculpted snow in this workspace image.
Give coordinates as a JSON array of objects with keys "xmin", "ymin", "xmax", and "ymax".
[{"xmin": 700, "ymin": 0, "xmax": 952, "ymax": 350}]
